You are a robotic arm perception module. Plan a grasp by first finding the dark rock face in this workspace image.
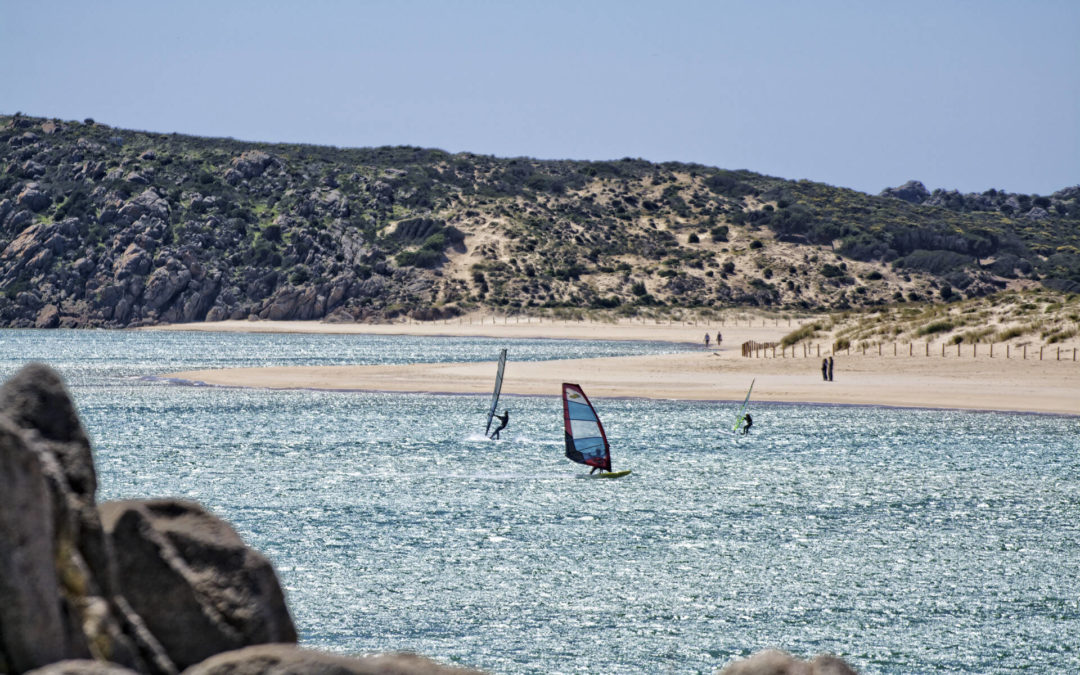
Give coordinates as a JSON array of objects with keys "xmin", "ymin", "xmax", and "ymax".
[
  {"xmin": 99, "ymin": 500, "xmax": 297, "ymax": 671},
  {"xmin": 879, "ymin": 180, "xmax": 929, "ymax": 204},
  {"xmin": 180, "ymin": 644, "xmax": 485, "ymax": 675},
  {"xmin": 0, "ymin": 415, "xmax": 68, "ymax": 672},
  {"xmin": 35, "ymin": 303, "xmax": 61, "ymax": 328}
]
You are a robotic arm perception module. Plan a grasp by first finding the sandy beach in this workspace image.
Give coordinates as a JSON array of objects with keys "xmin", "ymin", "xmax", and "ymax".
[{"xmin": 153, "ymin": 318, "xmax": 1080, "ymax": 416}]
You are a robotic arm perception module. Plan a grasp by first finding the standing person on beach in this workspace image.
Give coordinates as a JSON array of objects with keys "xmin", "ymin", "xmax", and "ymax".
[
  {"xmin": 490, "ymin": 410, "xmax": 509, "ymax": 440},
  {"xmin": 704, "ymin": 333, "xmax": 710, "ymax": 348},
  {"xmin": 822, "ymin": 358, "xmax": 829, "ymax": 381},
  {"xmin": 717, "ymin": 332, "xmax": 722, "ymax": 345},
  {"xmin": 828, "ymin": 356, "xmax": 834, "ymax": 382}
]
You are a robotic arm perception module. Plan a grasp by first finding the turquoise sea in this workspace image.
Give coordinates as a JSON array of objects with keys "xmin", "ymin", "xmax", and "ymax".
[{"xmin": 3, "ymin": 329, "xmax": 1078, "ymax": 674}]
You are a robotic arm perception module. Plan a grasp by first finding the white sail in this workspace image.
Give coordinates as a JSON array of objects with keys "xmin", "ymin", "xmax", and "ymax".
[{"xmin": 485, "ymin": 349, "xmax": 508, "ymax": 436}]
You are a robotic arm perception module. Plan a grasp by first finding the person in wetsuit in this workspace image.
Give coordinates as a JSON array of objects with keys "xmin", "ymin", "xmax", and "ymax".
[
  {"xmin": 742, "ymin": 413, "xmax": 753, "ymax": 435},
  {"xmin": 490, "ymin": 410, "xmax": 509, "ymax": 439}
]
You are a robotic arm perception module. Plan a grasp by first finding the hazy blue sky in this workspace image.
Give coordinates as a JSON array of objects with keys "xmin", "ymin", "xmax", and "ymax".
[{"xmin": 2, "ymin": 1, "xmax": 1077, "ymax": 195}]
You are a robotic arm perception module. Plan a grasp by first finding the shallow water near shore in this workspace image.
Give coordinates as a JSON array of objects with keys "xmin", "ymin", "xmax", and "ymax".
[{"xmin": 3, "ymin": 329, "xmax": 1079, "ymax": 674}]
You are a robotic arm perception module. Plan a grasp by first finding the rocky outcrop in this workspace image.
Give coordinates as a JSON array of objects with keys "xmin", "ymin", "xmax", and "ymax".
[
  {"xmin": 0, "ymin": 364, "xmax": 488, "ymax": 675},
  {"xmin": 35, "ymin": 303, "xmax": 61, "ymax": 328},
  {"xmin": 16, "ymin": 182, "xmax": 52, "ymax": 212},
  {"xmin": 230, "ymin": 151, "xmax": 276, "ymax": 180},
  {"xmin": 0, "ymin": 364, "xmax": 166, "ymax": 674},
  {"xmin": 99, "ymin": 500, "xmax": 296, "ymax": 671},
  {"xmin": 879, "ymin": 180, "xmax": 929, "ymax": 204}
]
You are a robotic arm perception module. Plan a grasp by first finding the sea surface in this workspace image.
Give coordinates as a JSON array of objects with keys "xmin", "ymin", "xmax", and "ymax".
[{"xmin": 2, "ymin": 329, "xmax": 1078, "ymax": 674}]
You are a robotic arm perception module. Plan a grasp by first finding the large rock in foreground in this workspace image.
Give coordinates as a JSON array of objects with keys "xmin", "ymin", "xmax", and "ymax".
[
  {"xmin": 0, "ymin": 363, "xmax": 168, "ymax": 674},
  {"xmin": 99, "ymin": 500, "xmax": 296, "ymax": 671},
  {"xmin": 180, "ymin": 644, "xmax": 484, "ymax": 675},
  {"xmin": 719, "ymin": 649, "xmax": 858, "ymax": 674},
  {"xmin": 0, "ymin": 362, "xmax": 488, "ymax": 674}
]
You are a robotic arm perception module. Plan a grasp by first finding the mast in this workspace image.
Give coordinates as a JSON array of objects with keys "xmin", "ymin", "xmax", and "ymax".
[
  {"xmin": 485, "ymin": 349, "xmax": 507, "ymax": 436},
  {"xmin": 733, "ymin": 378, "xmax": 755, "ymax": 432}
]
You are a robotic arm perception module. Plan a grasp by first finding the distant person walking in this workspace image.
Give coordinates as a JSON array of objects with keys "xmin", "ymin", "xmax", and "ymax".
[
  {"xmin": 717, "ymin": 332, "xmax": 722, "ymax": 345},
  {"xmin": 828, "ymin": 356, "xmax": 834, "ymax": 382},
  {"xmin": 704, "ymin": 333, "xmax": 711, "ymax": 348},
  {"xmin": 822, "ymin": 358, "xmax": 829, "ymax": 381}
]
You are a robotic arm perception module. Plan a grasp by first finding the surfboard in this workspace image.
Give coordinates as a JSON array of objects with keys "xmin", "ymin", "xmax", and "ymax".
[{"xmin": 576, "ymin": 469, "xmax": 633, "ymax": 480}]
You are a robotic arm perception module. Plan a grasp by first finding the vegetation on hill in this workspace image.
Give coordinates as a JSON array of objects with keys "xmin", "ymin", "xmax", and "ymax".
[
  {"xmin": 781, "ymin": 289, "xmax": 1080, "ymax": 351},
  {"xmin": 2, "ymin": 112, "xmax": 1078, "ymax": 328}
]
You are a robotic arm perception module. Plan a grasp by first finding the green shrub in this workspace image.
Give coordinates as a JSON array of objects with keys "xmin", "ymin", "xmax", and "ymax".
[
  {"xmin": 916, "ymin": 320, "xmax": 954, "ymax": 336},
  {"xmin": 821, "ymin": 264, "xmax": 844, "ymax": 278},
  {"xmin": 288, "ymin": 266, "xmax": 311, "ymax": 285},
  {"xmin": 781, "ymin": 322, "xmax": 820, "ymax": 346}
]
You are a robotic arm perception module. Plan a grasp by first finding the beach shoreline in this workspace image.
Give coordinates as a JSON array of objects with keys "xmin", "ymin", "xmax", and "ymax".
[{"xmin": 150, "ymin": 319, "xmax": 1080, "ymax": 417}]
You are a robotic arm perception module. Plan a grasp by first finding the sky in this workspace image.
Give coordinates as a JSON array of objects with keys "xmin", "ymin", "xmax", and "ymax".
[{"xmin": 2, "ymin": 0, "xmax": 1077, "ymax": 196}]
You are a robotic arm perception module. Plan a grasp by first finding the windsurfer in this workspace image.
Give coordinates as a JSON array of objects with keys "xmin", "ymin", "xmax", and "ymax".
[
  {"xmin": 742, "ymin": 413, "xmax": 753, "ymax": 435},
  {"xmin": 490, "ymin": 410, "xmax": 509, "ymax": 439}
]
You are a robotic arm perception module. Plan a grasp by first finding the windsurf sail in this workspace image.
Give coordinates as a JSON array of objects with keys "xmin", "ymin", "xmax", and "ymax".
[
  {"xmin": 484, "ymin": 348, "xmax": 508, "ymax": 436},
  {"xmin": 732, "ymin": 378, "xmax": 755, "ymax": 432},
  {"xmin": 562, "ymin": 383, "xmax": 611, "ymax": 471}
]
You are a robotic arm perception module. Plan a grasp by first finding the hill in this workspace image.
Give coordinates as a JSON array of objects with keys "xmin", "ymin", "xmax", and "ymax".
[{"xmin": 2, "ymin": 112, "xmax": 1079, "ymax": 329}]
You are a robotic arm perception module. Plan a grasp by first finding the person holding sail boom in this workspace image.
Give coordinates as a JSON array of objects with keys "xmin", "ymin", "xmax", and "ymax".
[
  {"xmin": 490, "ymin": 410, "xmax": 509, "ymax": 440},
  {"xmin": 741, "ymin": 413, "xmax": 753, "ymax": 435}
]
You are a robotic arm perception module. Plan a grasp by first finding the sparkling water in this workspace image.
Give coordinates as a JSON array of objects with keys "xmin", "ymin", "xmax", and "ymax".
[{"xmin": 2, "ymin": 330, "xmax": 1078, "ymax": 674}]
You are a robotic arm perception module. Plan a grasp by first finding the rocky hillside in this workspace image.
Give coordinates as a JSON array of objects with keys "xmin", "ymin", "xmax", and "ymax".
[{"xmin": 2, "ymin": 113, "xmax": 1078, "ymax": 328}]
